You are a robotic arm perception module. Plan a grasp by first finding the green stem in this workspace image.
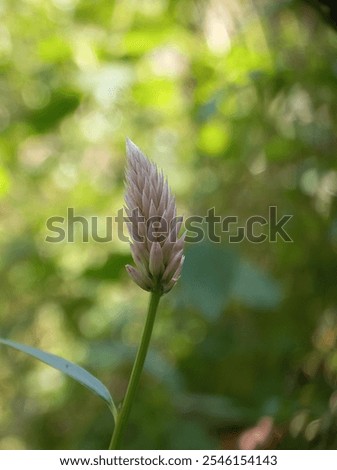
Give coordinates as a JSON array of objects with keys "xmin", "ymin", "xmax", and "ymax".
[{"xmin": 109, "ymin": 290, "xmax": 162, "ymax": 450}]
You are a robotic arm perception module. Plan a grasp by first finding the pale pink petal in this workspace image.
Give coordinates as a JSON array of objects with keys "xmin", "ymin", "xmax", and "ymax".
[{"xmin": 125, "ymin": 265, "xmax": 152, "ymax": 291}]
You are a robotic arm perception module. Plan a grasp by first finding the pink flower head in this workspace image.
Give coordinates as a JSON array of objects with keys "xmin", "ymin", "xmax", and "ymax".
[{"xmin": 124, "ymin": 139, "xmax": 185, "ymax": 294}]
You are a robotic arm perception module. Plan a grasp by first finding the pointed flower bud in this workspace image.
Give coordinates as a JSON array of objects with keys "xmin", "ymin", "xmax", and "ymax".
[{"xmin": 125, "ymin": 139, "xmax": 185, "ymax": 294}]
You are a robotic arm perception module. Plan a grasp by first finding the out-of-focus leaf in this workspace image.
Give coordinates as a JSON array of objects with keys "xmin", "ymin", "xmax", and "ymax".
[
  {"xmin": 74, "ymin": 0, "xmax": 116, "ymax": 26},
  {"xmin": 168, "ymin": 419, "xmax": 217, "ymax": 450},
  {"xmin": 0, "ymin": 338, "xmax": 117, "ymax": 421},
  {"xmin": 176, "ymin": 242, "xmax": 282, "ymax": 318},
  {"xmin": 232, "ymin": 260, "xmax": 282, "ymax": 309},
  {"xmin": 329, "ymin": 219, "xmax": 337, "ymax": 244},
  {"xmin": 265, "ymin": 136, "xmax": 296, "ymax": 161},
  {"xmin": 84, "ymin": 253, "xmax": 132, "ymax": 281},
  {"xmin": 176, "ymin": 243, "xmax": 237, "ymax": 320},
  {"xmin": 122, "ymin": 27, "xmax": 171, "ymax": 56},
  {"xmin": 87, "ymin": 341, "xmax": 184, "ymax": 391},
  {"xmin": 197, "ymin": 90, "xmax": 225, "ymax": 123},
  {"xmin": 175, "ymin": 393, "xmax": 252, "ymax": 426},
  {"xmin": 38, "ymin": 36, "xmax": 72, "ymax": 63},
  {"xmin": 0, "ymin": 166, "xmax": 11, "ymax": 197},
  {"xmin": 198, "ymin": 120, "xmax": 231, "ymax": 156},
  {"xmin": 28, "ymin": 89, "xmax": 80, "ymax": 132},
  {"xmin": 133, "ymin": 79, "xmax": 181, "ymax": 111}
]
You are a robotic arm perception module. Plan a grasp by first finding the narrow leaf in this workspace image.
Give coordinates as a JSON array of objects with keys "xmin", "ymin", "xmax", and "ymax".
[{"xmin": 0, "ymin": 338, "xmax": 117, "ymax": 421}]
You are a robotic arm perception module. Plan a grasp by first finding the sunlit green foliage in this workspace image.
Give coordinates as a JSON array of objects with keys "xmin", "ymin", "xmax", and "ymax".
[{"xmin": 0, "ymin": 0, "xmax": 336, "ymax": 449}]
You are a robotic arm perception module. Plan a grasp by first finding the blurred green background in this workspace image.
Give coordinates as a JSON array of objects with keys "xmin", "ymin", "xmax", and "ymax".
[{"xmin": 0, "ymin": 0, "xmax": 337, "ymax": 450}]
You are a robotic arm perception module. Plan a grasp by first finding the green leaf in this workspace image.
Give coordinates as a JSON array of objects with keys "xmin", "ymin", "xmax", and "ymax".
[
  {"xmin": 0, "ymin": 338, "xmax": 117, "ymax": 421},
  {"xmin": 84, "ymin": 253, "xmax": 132, "ymax": 281},
  {"xmin": 232, "ymin": 260, "xmax": 282, "ymax": 309},
  {"xmin": 175, "ymin": 393, "xmax": 251, "ymax": 426},
  {"xmin": 176, "ymin": 243, "xmax": 237, "ymax": 320},
  {"xmin": 28, "ymin": 89, "xmax": 80, "ymax": 133},
  {"xmin": 176, "ymin": 242, "xmax": 282, "ymax": 318}
]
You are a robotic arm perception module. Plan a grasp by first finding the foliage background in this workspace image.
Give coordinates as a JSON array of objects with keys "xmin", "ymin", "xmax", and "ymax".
[{"xmin": 0, "ymin": 0, "xmax": 336, "ymax": 450}]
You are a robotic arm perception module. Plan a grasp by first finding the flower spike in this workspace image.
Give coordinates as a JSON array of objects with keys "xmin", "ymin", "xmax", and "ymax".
[{"xmin": 124, "ymin": 139, "xmax": 185, "ymax": 294}]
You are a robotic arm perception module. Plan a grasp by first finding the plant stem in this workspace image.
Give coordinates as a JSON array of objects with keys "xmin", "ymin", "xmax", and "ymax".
[{"xmin": 109, "ymin": 290, "xmax": 162, "ymax": 450}]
